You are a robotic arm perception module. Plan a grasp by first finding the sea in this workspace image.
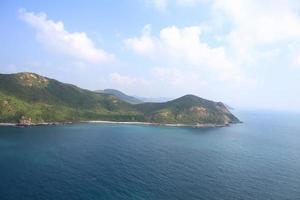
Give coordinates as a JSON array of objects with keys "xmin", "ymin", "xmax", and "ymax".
[{"xmin": 0, "ymin": 110, "xmax": 299, "ymax": 200}]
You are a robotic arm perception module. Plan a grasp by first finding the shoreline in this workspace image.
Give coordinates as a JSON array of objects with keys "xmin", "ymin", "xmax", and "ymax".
[
  {"xmin": 83, "ymin": 120, "xmax": 230, "ymax": 128},
  {"xmin": 0, "ymin": 120, "xmax": 232, "ymax": 128}
]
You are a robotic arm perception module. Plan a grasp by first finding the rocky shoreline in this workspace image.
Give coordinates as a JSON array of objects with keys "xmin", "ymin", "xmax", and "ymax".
[
  {"xmin": 0, "ymin": 120, "xmax": 234, "ymax": 128},
  {"xmin": 0, "ymin": 122, "xmax": 73, "ymax": 127}
]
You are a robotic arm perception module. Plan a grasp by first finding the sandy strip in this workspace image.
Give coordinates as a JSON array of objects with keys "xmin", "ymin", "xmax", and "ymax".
[
  {"xmin": 0, "ymin": 123, "xmax": 16, "ymax": 126},
  {"xmin": 82, "ymin": 120, "xmax": 228, "ymax": 128}
]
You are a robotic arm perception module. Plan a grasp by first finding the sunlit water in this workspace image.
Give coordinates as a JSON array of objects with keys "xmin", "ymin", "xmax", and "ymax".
[{"xmin": 0, "ymin": 111, "xmax": 299, "ymax": 200}]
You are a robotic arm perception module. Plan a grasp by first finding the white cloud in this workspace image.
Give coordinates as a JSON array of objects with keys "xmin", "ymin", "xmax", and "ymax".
[
  {"xmin": 19, "ymin": 8, "xmax": 114, "ymax": 63},
  {"xmin": 213, "ymin": 0, "xmax": 300, "ymax": 43},
  {"xmin": 124, "ymin": 25, "xmax": 155, "ymax": 55},
  {"xmin": 211, "ymin": 0, "xmax": 300, "ymax": 64},
  {"xmin": 122, "ymin": 24, "xmax": 259, "ymax": 98},
  {"xmin": 124, "ymin": 24, "xmax": 244, "ymax": 82},
  {"xmin": 145, "ymin": 0, "xmax": 300, "ymax": 68}
]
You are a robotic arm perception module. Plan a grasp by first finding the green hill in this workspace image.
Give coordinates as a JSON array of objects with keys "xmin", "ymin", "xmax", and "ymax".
[
  {"xmin": 0, "ymin": 72, "xmax": 142, "ymax": 123},
  {"xmin": 95, "ymin": 89, "xmax": 143, "ymax": 104},
  {"xmin": 0, "ymin": 72, "xmax": 240, "ymax": 125},
  {"xmin": 136, "ymin": 95, "xmax": 239, "ymax": 124}
]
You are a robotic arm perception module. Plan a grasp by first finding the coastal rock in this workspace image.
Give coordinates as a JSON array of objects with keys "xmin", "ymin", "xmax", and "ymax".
[{"xmin": 18, "ymin": 116, "xmax": 32, "ymax": 126}]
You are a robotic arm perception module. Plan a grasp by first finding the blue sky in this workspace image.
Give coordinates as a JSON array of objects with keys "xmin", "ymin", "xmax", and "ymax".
[{"xmin": 1, "ymin": 0, "xmax": 300, "ymax": 111}]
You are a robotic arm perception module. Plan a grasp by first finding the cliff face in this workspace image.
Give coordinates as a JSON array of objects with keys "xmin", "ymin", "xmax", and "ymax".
[
  {"xmin": 0, "ymin": 72, "xmax": 240, "ymax": 125},
  {"xmin": 18, "ymin": 116, "xmax": 33, "ymax": 126}
]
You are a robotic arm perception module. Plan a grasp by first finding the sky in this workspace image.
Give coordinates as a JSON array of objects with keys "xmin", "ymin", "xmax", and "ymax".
[{"xmin": 0, "ymin": 0, "xmax": 300, "ymax": 111}]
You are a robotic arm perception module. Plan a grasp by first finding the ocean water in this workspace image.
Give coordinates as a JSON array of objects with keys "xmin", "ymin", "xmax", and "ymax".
[{"xmin": 0, "ymin": 111, "xmax": 299, "ymax": 200}]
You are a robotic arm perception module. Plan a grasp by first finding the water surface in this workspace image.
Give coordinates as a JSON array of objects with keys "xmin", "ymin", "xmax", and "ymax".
[{"xmin": 0, "ymin": 111, "xmax": 299, "ymax": 200}]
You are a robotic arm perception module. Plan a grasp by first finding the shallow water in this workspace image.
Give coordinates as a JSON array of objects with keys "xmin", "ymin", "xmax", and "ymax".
[{"xmin": 0, "ymin": 110, "xmax": 299, "ymax": 200}]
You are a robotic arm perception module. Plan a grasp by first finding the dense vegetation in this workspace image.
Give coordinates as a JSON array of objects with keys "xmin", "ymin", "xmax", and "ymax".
[{"xmin": 0, "ymin": 72, "xmax": 240, "ymax": 125}]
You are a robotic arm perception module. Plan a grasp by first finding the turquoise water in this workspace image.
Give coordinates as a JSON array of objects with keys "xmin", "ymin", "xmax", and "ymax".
[{"xmin": 0, "ymin": 111, "xmax": 300, "ymax": 200}]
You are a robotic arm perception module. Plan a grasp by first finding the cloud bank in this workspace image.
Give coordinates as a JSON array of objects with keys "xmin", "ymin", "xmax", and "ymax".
[
  {"xmin": 124, "ymin": 24, "xmax": 248, "ymax": 88},
  {"xmin": 19, "ymin": 9, "xmax": 114, "ymax": 64}
]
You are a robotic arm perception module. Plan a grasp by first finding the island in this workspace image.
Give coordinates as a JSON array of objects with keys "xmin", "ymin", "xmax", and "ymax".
[{"xmin": 0, "ymin": 72, "xmax": 240, "ymax": 127}]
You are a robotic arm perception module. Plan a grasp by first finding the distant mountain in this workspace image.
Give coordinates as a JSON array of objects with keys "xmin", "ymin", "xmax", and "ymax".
[
  {"xmin": 135, "ymin": 96, "xmax": 173, "ymax": 103},
  {"xmin": 95, "ymin": 89, "xmax": 143, "ymax": 104},
  {"xmin": 97, "ymin": 88, "xmax": 172, "ymax": 104},
  {"xmin": 0, "ymin": 72, "xmax": 240, "ymax": 126}
]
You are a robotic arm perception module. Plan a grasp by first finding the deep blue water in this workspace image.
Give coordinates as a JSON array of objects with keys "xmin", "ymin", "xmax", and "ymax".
[{"xmin": 0, "ymin": 111, "xmax": 300, "ymax": 200}]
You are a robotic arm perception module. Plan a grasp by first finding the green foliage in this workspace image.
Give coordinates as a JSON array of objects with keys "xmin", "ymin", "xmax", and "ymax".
[
  {"xmin": 0, "ymin": 73, "xmax": 240, "ymax": 125},
  {"xmin": 135, "ymin": 95, "xmax": 240, "ymax": 124}
]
